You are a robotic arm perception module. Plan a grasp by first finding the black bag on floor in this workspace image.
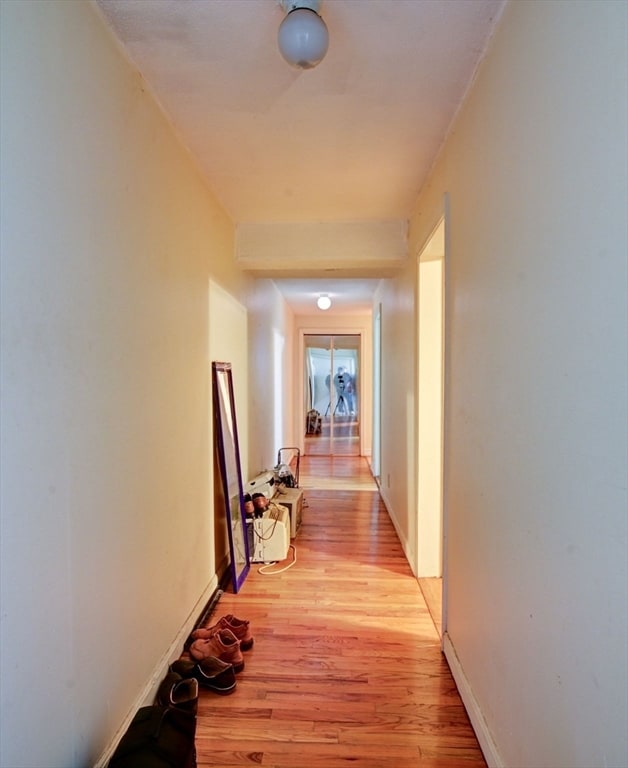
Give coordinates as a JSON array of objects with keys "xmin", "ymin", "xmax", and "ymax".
[{"xmin": 108, "ymin": 704, "xmax": 196, "ymax": 768}]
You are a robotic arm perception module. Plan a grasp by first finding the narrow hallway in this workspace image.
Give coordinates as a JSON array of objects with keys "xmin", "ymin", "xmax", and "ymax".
[{"xmin": 195, "ymin": 456, "xmax": 486, "ymax": 767}]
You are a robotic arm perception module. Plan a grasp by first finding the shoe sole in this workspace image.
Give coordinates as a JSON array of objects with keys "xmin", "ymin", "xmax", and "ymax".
[{"xmin": 201, "ymin": 680, "xmax": 237, "ymax": 695}]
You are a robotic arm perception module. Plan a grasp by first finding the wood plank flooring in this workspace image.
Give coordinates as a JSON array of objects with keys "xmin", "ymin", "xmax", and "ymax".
[
  {"xmin": 195, "ymin": 456, "xmax": 486, "ymax": 768},
  {"xmin": 304, "ymin": 415, "xmax": 360, "ymax": 456},
  {"xmin": 418, "ymin": 578, "xmax": 443, "ymax": 640}
]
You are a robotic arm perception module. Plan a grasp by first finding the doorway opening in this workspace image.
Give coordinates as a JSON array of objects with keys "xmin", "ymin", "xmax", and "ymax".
[
  {"xmin": 415, "ymin": 218, "xmax": 445, "ymax": 639},
  {"xmin": 372, "ymin": 304, "xmax": 382, "ymax": 482},
  {"xmin": 303, "ymin": 334, "xmax": 360, "ymax": 456}
]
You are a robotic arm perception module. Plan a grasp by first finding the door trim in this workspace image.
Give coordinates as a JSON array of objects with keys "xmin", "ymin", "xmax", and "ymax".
[{"xmin": 297, "ymin": 327, "xmax": 369, "ymax": 457}]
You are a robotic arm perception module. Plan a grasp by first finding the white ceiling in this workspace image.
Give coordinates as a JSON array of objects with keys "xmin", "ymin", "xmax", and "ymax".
[
  {"xmin": 266, "ymin": 276, "xmax": 381, "ymax": 315},
  {"xmin": 94, "ymin": 0, "xmax": 504, "ymax": 314}
]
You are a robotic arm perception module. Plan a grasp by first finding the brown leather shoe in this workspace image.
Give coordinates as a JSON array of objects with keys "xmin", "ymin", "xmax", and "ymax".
[
  {"xmin": 156, "ymin": 671, "xmax": 199, "ymax": 713},
  {"xmin": 170, "ymin": 656, "xmax": 237, "ymax": 695},
  {"xmin": 189, "ymin": 628, "xmax": 244, "ymax": 673},
  {"xmin": 192, "ymin": 614, "xmax": 254, "ymax": 651}
]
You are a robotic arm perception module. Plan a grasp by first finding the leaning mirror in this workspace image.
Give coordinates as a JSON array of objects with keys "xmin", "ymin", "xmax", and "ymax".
[{"xmin": 212, "ymin": 362, "xmax": 250, "ymax": 593}]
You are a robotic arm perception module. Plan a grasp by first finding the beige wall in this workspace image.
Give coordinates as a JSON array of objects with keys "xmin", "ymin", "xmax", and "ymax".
[
  {"xmin": 246, "ymin": 278, "xmax": 296, "ymax": 475},
  {"xmin": 208, "ymin": 280, "xmax": 250, "ymax": 572},
  {"xmin": 379, "ymin": 1, "xmax": 627, "ymax": 766},
  {"xmin": 0, "ymin": 2, "xmax": 249, "ymax": 766},
  {"xmin": 375, "ymin": 255, "xmax": 418, "ymax": 563},
  {"xmin": 2, "ymin": 1, "xmax": 626, "ymax": 767}
]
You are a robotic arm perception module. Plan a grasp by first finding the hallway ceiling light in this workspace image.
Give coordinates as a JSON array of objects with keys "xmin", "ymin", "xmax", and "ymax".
[
  {"xmin": 278, "ymin": 0, "xmax": 329, "ymax": 70},
  {"xmin": 317, "ymin": 294, "xmax": 331, "ymax": 310}
]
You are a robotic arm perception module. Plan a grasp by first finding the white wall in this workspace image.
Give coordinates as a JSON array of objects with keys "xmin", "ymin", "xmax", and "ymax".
[
  {"xmin": 387, "ymin": 1, "xmax": 627, "ymax": 766},
  {"xmin": 375, "ymin": 257, "xmax": 419, "ymax": 566},
  {"xmin": 0, "ymin": 2, "xmax": 249, "ymax": 766},
  {"xmin": 246, "ymin": 279, "xmax": 296, "ymax": 475}
]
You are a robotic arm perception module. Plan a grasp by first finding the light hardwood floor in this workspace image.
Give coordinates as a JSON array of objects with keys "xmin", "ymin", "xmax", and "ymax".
[
  {"xmin": 195, "ymin": 455, "xmax": 485, "ymax": 767},
  {"xmin": 304, "ymin": 415, "xmax": 360, "ymax": 456},
  {"xmin": 418, "ymin": 578, "xmax": 443, "ymax": 640}
]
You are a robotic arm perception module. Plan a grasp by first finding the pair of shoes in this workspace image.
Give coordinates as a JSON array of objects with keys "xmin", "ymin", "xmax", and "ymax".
[
  {"xmin": 189, "ymin": 628, "xmax": 244, "ymax": 673},
  {"xmin": 156, "ymin": 671, "xmax": 199, "ymax": 714},
  {"xmin": 192, "ymin": 614, "xmax": 254, "ymax": 652},
  {"xmin": 243, "ymin": 494, "xmax": 255, "ymax": 518},
  {"xmin": 171, "ymin": 656, "xmax": 237, "ymax": 696}
]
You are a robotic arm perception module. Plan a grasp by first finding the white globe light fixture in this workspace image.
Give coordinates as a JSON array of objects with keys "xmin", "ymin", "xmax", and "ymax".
[
  {"xmin": 317, "ymin": 294, "xmax": 332, "ymax": 310},
  {"xmin": 278, "ymin": 0, "xmax": 329, "ymax": 70}
]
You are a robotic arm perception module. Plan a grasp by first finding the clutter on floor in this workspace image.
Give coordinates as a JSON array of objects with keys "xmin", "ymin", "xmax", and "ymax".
[{"xmin": 106, "ymin": 613, "xmax": 255, "ymax": 767}]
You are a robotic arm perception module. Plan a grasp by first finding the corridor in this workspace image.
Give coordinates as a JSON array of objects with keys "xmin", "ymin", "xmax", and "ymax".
[{"xmin": 194, "ymin": 455, "xmax": 486, "ymax": 767}]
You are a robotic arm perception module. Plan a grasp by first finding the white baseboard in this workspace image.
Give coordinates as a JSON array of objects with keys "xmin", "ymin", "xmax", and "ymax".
[
  {"xmin": 443, "ymin": 632, "xmax": 503, "ymax": 768},
  {"xmin": 92, "ymin": 576, "xmax": 219, "ymax": 768}
]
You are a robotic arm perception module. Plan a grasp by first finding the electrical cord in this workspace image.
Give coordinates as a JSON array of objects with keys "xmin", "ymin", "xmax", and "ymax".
[{"xmin": 257, "ymin": 544, "xmax": 297, "ymax": 575}]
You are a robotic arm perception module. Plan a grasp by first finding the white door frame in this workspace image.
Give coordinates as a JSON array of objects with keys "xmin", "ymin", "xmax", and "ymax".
[
  {"xmin": 297, "ymin": 327, "xmax": 369, "ymax": 457},
  {"xmin": 415, "ymin": 198, "xmax": 449, "ymax": 642}
]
